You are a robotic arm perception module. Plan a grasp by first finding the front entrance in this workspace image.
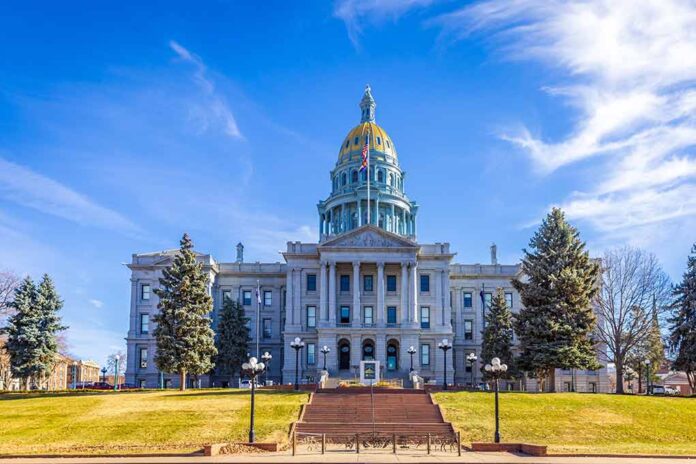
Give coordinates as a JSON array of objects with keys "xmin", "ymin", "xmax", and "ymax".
[
  {"xmin": 338, "ymin": 340, "xmax": 351, "ymax": 370},
  {"xmin": 386, "ymin": 340, "xmax": 399, "ymax": 371},
  {"xmin": 362, "ymin": 340, "xmax": 375, "ymax": 360}
]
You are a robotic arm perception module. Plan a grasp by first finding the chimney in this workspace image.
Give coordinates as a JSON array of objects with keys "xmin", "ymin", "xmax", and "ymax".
[
  {"xmin": 490, "ymin": 243, "xmax": 498, "ymax": 265},
  {"xmin": 236, "ymin": 242, "xmax": 244, "ymax": 263}
]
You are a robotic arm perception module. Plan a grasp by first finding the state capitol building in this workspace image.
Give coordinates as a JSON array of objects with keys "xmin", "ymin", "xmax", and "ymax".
[{"xmin": 125, "ymin": 87, "xmax": 609, "ymax": 393}]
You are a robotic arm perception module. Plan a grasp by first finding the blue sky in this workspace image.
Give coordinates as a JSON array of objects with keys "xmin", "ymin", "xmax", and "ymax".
[{"xmin": 1, "ymin": 0, "xmax": 694, "ymax": 365}]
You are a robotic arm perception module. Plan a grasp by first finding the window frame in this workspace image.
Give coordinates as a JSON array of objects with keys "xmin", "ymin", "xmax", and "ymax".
[
  {"xmin": 505, "ymin": 292, "xmax": 513, "ymax": 309},
  {"xmin": 222, "ymin": 290, "xmax": 232, "ymax": 302},
  {"xmin": 307, "ymin": 343, "xmax": 316, "ymax": 365},
  {"xmin": 139, "ymin": 347, "xmax": 148, "ymax": 369},
  {"xmin": 306, "ymin": 306, "xmax": 316, "ymax": 328},
  {"xmin": 420, "ymin": 344, "xmax": 430, "ymax": 366},
  {"xmin": 242, "ymin": 290, "xmax": 252, "ymax": 306},
  {"xmin": 386, "ymin": 275, "xmax": 397, "ymax": 292},
  {"xmin": 263, "ymin": 290, "xmax": 272, "ymax": 307},
  {"xmin": 387, "ymin": 306, "xmax": 397, "ymax": 324},
  {"xmin": 463, "ymin": 292, "xmax": 473, "ymax": 308},
  {"xmin": 339, "ymin": 275, "xmax": 350, "ymax": 292},
  {"xmin": 339, "ymin": 306, "xmax": 351, "ymax": 324},
  {"xmin": 262, "ymin": 318, "xmax": 272, "ymax": 339},
  {"xmin": 363, "ymin": 306, "xmax": 374, "ymax": 325},
  {"xmin": 307, "ymin": 274, "xmax": 317, "ymax": 292},
  {"xmin": 420, "ymin": 306, "xmax": 430, "ymax": 329},
  {"xmin": 141, "ymin": 283, "xmax": 151, "ymax": 301},
  {"xmin": 464, "ymin": 320, "xmax": 473, "ymax": 340},
  {"xmin": 420, "ymin": 274, "xmax": 430, "ymax": 293},
  {"xmin": 363, "ymin": 274, "xmax": 373, "ymax": 292},
  {"xmin": 140, "ymin": 314, "xmax": 149, "ymax": 335}
]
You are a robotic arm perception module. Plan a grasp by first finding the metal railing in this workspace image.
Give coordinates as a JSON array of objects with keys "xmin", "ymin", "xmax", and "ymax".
[{"xmin": 292, "ymin": 432, "xmax": 461, "ymax": 456}]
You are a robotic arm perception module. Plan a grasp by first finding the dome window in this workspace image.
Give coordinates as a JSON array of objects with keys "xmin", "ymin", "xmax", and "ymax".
[
  {"xmin": 351, "ymin": 170, "xmax": 358, "ymax": 183},
  {"xmin": 354, "ymin": 137, "xmax": 359, "ymax": 145},
  {"xmin": 345, "ymin": 140, "xmax": 350, "ymax": 148},
  {"xmin": 342, "ymin": 173, "xmax": 347, "ymax": 186},
  {"xmin": 386, "ymin": 140, "xmax": 391, "ymax": 148},
  {"xmin": 377, "ymin": 137, "xmax": 382, "ymax": 145},
  {"xmin": 377, "ymin": 170, "xmax": 384, "ymax": 183}
]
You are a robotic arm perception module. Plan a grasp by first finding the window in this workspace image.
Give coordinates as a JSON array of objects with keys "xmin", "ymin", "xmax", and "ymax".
[
  {"xmin": 589, "ymin": 382, "xmax": 597, "ymax": 393},
  {"xmin": 351, "ymin": 170, "xmax": 358, "ymax": 183},
  {"xmin": 340, "ymin": 306, "xmax": 351, "ymax": 324},
  {"xmin": 243, "ymin": 290, "xmax": 252, "ymax": 306},
  {"xmin": 307, "ymin": 306, "xmax": 316, "ymax": 328},
  {"xmin": 342, "ymin": 173, "xmax": 347, "ymax": 185},
  {"xmin": 505, "ymin": 292, "xmax": 513, "ymax": 309},
  {"xmin": 465, "ymin": 363, "xmax": 472, "ymax": 373},
  {"xmin": 140, "ymin": 314, "xmax": 149, "ymax": 334},
  {"xmin": 262, "ymin": 319, "xmax": 272, "ymax": 339},
  {"xmin": 307, "ymin": 343, "xmax": 316, "ymax": 365},
  {"xmin": 377, "ymin": 170, "xmax": 384, "ymax": 183},
  {"xmin": 421, "ymin": 344, "xmax": 430, "ymax": 366},
  {"xmin": 420, "ymin": 275, "xmax": 430, "ymax": 292},
  {"xmin": 377, "ymin": 136, "xmax": 382, "ymax": 145},
  {"xmin": 420, "ymin": 307, "xmax": 430, "ymax": 329},
  {"xmin": 364, "ymin": 306, "xmax": 373, "ymax": 325},
  {"xmin": 264, "ymin": 290, "xmax": 272, "ymax": 307},
  {"xmin": 386, "ymin": 275, "xmax": 397, "ymax": 292},
  {"xmin": 345, "ymin": 140, "xmax": 350, "ymax": 148},
  {"xmin": 484, "ymin": 292, "xmax": 492, "ymax": 309},
  {"xmin": 139, "ymin": 379, "xmax": 146, "ymax": 388},
  {"xmin": 464, "ymin": 320, "xmax": 473, "ymax": 340},
  {"xmin": 354, "ymin": 136, "xmax": 359, "ymax": 145},
  {"xmin": 387, "ymin": 306, "xmax": 397, "ymax": 324},
  {"xmin": 340, "ymin": 275, "xmax": 350, "ymax": 292},
  {"xmin": 463, "ymin": 292, "xmax": 473, "ymax": 308},
  {"xmin": 141, "ymin": 283, "xmax": 151, "ymax": 301},
  {"xmin": 222, "ymin": 290, "xmax": 231, "ymax": 302},
  {"xmin": 139, "ymin": 347, "xmax": 148, "ymax": 369},
  {"xmin": 307, "ymin": 274, "xmax": 317, "ymax": 292},
  {"xmin": 363, "ymin": 275, "xmax": 373, "ymax": 292}
]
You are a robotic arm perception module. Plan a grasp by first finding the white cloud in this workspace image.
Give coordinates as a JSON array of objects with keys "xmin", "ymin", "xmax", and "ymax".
[
  {"xmin": 169, "ymin": 40, "xmax": 243, "ymax": 139},
  {"xmin": 0, "ymin": 157, "xmax": 141, "ymax": 235},
  {"xmin": 89, "ymin": 299, "xmax": 104, "ymax": 309},
  {"xmin": 434, "ymin": 0, "xmax": 696, "ymax": 246}
]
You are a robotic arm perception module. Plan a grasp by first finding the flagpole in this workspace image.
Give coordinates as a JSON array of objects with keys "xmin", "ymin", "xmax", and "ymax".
[
  {"xmin": 367, "ymin": 128, "xmax": 371, "ymax": 225},
  {"xmin": 256, "ymin": 280, "xmax": 260, "ymax": 359}
]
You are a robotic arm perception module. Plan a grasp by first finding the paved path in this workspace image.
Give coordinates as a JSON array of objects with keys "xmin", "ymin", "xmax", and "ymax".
[{"xmin": 1, "ymin": 451, "xmax": 694, "ymax": 464}]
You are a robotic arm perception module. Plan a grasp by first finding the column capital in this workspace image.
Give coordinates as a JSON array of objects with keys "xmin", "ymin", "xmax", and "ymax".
[
  {"xmin": 320, "ymin": 260, "xmax": 328, "ymax": 268},
  {"xmin": 352, "ymin": 260, "xmax": 361, "ymax": 268},
  {"xmin": 376, "ymin": 261, "xmax": 385, "ymax": 269}
]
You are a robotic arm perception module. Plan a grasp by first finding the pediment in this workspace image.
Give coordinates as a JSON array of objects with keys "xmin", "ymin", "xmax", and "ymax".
[{"xmin": 320, "ymin": 225, "xmax": 417, "ymax": 249}]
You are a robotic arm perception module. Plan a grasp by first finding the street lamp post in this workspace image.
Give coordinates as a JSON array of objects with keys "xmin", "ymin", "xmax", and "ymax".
[
  {"xmin": 645, "ymin": 359, "xmax": 652, "ymax": 395},
  {"xmin": 290, "ymin": 337, "xmax": 305, "ymax": 391},
  {"xmin": 100, "ymin": 367, "xmax": 107, "ymax": 384},
  {"xmin": 407, "ymin": 346, "xmax": 417, "ymax": 372},
  {"xmin": 241, "ymin": 357, "xmax": 266, "ymax": 443},
  {"xmin": 466, "ymin": 353, "xmax": 478, "ymax": 388},
  {"xmin": 113, "ymin": 355, "xmax": 120, "ymax": 391},
  {"xmin": 320, "ymin": 345, "xmax": 331, "ymax": 371},
  {"xmin": 484, "ymin": 357, "xmax": 508, "ymax": 443},
  {"xmin": 261, "ymin": 351, "xmax": 272, "ymax": 386},
  {"xmin": 438, "ymin": 339, "xmax": 452, "ymax": 390},
  {"xmin": 72, "ymin": 361, "xmax": 77, "ymax": 389}
]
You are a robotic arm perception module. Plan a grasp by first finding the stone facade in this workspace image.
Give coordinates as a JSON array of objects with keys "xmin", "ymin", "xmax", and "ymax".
[{"xmin": 125, "ymin": 86, "xmax": 609, "ymax": 392}]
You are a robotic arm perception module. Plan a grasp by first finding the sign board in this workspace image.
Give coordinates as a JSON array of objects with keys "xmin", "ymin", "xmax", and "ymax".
[{"xmin": 359, "ymin": 360, "xmax": 380, "ymax": 385}]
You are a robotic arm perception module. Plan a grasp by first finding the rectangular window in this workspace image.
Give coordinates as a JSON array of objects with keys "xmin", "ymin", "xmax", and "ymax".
[
  {"xmin": 363, "ymin": 275, "xmax": 373, "ymax": 292},
  {"xmin": 262, "ymin": 318, "xmax": 272, "ymax": 339},
  {"xmin": 387, "ymin": 306, "xmax": 397, "ymax": 324},
  {"xmin": 139, "ymin": 347, "xmax": 148, "ymax": 369},
  {"xmin": 140, "ymin": 314, "xmax": 149, "ymax": 334},
  {"xmin": 589, "ymin": 382, "xmax": 597, "ymax": 393},
  {"xmin": 364, "ymin": 306, "xmax": 373, "ymax": 325},
  {"xmin": 307, "ymin": 274, "xmax": 317, "ymax": 292},
  {"xmin": 222, "ymin": 290, "xmax": 231, "ymax": 302},
  {"xmin": 141, "ymin": 284, "xmax": 151, "ymax": 301},
  {"xmin": 307, "ymin": 343, "xmax": 316, "ymax": 365},
  {"xmin": 465, "ymin": 363, "xmax": 472, "ymax": 373},
  {"xmin": 420, "ymin": 307, "xmax": 430, "ymax": 329},
  {"xmin": 306, "ymin": 306, "xmax": 316, "ymax": 328},
  {"xmin": 420, "ymin": 344, "xmax": 430, "ymax": 366},
  {"xmin": 464, "ymin": 320, "xmax": 473, "ymax": 340},
  {"xmin": 420, "ymin": 274, "xmax": 430, "ymax": 292},
  {"xmin": 243, "ymin": 290, "xmax": 252, "ymax": 306},
  {"xmin": 463, "ymin": 292, "xmax": 473, "ymax": 308},
  {"xmin": 139, "ymin": 379, "xmax": 146, "ymax": 388},
  {"xmin": 484, "ymin": 292, "xmax": 492, "ymax": 309},
  {"xmin": 386, "ymin": 275, "xmax": 397, "ymax": 292},
  {"xmin": 264, "ymin": 290, "xmax": 272, "ymax": 307},
  {"xmin": 340, "ymin": 275, "xmax": 350, "ymax": 292},
  {"xmin": 505, "ymin": 292, "xmax": 513, "ymax": 309},
  {"xmin": 340, "ymin": 306, "xmax": 351, "ymax": 324}
]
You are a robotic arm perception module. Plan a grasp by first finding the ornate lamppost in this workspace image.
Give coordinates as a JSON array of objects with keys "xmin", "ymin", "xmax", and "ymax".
[
  {"xmin": 438, "ymin": 338, "xmax": 452, "ymax": 390},
  {"xmin": 261, "ymin": 351, "xmax": 272, "ymax": 386},
  {"xmin": 484, "ymin": 357, "xmax": 508, "ymax": 443},
  {"xmin": 645, "ymin": 359, "xmax": 652, "ymax": 395},
  {"xmin": 290, "ymin": 337, "xmax": 305, "ymax": 391},
  {"xmin": 320, "ymin": 345, "xmax": 331, "ymax": 371},
  {"xmin": 71, "ymin": 361, "xmax": 78, "ymax": 389},
  {"xmin": 100, "ymin": 367, "xmax": 107, "ymax": 384},
  {"xmin": 241, "ymin": 357, "xmax": 266, "ymax": 443},
  {"xmin": 113, "ymin": 355, "xmax": 120, "ymax": 391},
  {"xmin": 407, "ymin": 346, "xmax": 417, "ymax": 372},
  {"xmin": 466, "ymin": 352, "xmax": 477, "ymax": 388}
]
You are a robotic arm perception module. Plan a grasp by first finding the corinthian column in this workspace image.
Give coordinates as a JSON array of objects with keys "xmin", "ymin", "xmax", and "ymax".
[
  {"xmin": 401, "ymin": 262, "xmax": 408, "ymax": 324},
  {"xmin": 377, "ymin": 262, "xmax": 385, "ymax": 326},
  {"xmin": 319, "ymin": 261, "xmax": 327, "ymax": 321},
  {"xmin": 352, "ymin": 261, "xmax": 361, "ymax": 326},
  {"xmin": 410, "ymin": 261, "xmax": 419, "ymax": 324},
  {"xmin": 328, "ymin": 261, "xmax": 336, "ymax": 324}
]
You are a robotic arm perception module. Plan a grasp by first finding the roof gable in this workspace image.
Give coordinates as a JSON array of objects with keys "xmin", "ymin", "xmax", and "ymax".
[{"xmin": 320, "ymin": 225, "xmax": 417, "ymax": 249}]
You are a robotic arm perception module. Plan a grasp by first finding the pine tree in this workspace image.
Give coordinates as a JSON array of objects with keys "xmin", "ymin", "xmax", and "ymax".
[
  {"xmin": 480, "ymin": 288, "xmax": 517, "ymax": 380},
  {"xmin": 5, "ymin": 277, "xmax": 41, "ymax": 390},
  {"xmin": 214, "ymin": 297, "xmax": 250, "ymax": 382},
  {"xmin": 153, "ymin": 233, "xmax": 217, "ymax": 390},
  {"xmin": 35, "ymin": 275, "xmax": 67, "ymax": 387},
  {"xmin": 669, "ymin": 243, "xmax": 696, "ymax": 393},
  {"xmin": 513, "ymin": 208, "xmax": 601, "ymax": 391}
]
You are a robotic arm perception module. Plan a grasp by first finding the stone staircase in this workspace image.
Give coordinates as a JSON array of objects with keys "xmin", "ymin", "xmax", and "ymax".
[{"xmin": 294, "ymin": 388, "xmax": 456, "ymax": 438}]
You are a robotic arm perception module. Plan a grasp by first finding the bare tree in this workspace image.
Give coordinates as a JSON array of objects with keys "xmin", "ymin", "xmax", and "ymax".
[
  {"xmin": 594, "ymin": 247, "xmax": 671, "ymax": 394},
  {"xmin": 106, "ymin": 351, "xmax": 127, "ymax": 384},
  {"xmin": 0, "ymin": 270, "xmax": 20, "ymax": 321}
]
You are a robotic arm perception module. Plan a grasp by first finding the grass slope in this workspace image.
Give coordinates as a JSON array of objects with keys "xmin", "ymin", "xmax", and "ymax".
[
  {"xmin": 434, "ymin": 391, "xmax": 696, "ymax": 455},
  {"xmin": 0, "ymin": 389, "xmax": 307, "ymax": 456}
]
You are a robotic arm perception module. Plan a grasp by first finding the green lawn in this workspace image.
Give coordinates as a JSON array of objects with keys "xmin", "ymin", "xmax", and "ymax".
[
  {"xmin": 0, "ymin": 389, "xmax": 308, "ymax": 456},
  {"xmin": 434, "ymin": 391, "xmax": 696, "ymax": 455}
]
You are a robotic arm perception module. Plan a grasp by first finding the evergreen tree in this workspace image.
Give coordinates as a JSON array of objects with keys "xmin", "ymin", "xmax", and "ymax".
[
  {"xmin": 669, "ymin": 243, "xmax": 696, "ymax": 393},
  {"xmin": 153, "ymin": 233, "xmax": 217, "ymax": 390},
  {"xmin": 35, "ymin": 275, "xmax": 67, "ymax": 387},
  {"xmin": 214, "ymin": 297, "xmax": 250, "ymax": 381},
  {"xmin": 513, "ymin": 208, "xmax": 601, "ymax": 391},
  {"xmin": 5, "ymin": 277, "xmax": 41, "ymax": 389},
  {"xmin": 480, "ymin": 288, "xmax": 517, "ymax": 380}
]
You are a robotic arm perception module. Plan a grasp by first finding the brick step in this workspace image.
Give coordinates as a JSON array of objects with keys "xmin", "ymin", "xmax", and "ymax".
[{"xmin": 296, "ymin": 424, "xmax": 454, "ymax": 434}]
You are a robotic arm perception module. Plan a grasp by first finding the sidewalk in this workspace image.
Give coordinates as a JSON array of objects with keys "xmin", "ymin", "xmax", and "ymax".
[{"xmin": 1, "ymin": 450, "xmax": 694, "ymax": 464}]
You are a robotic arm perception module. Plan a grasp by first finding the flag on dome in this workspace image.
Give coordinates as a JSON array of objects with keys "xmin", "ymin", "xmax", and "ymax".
[{"xmin": 360, "ymin": 137, "xmax": 369, "ymax": 171}]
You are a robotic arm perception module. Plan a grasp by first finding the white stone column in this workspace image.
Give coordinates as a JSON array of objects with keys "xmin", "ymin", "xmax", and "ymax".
[
  {"xmin": 435, "ymin": 269, "xmax": 442, "ymax": 326},
  {"xmin": 401, "ymin": 262, "xmax": 409, "ymax": 324},
  {"xmin": 352, "ymin": 261, "xmax": 361, "ymax": 326},
  {"xmin": 377, "ymin": 262, "xmax": 385, "ymax": 326},
  {"xmin": 357, "ymin": 200, "xmax": 362, "ymax": 227},
  {"xmin": 319, "ymin": 261, "xmax": 327, "ymax": 321},
  {"xmin": 286, "ymin": 267, "xmax": 295, "ymax": 325},
  {"xmin": 293, "ymin": 267, "xmax": 302, "ymax": 328},
  {"xmin": 329, "ymin": 262, "xmax": 336, "ymax": 324},
  {"xmin": 410, "ymin": 261, "xmax": 419, "ymax": 324}
]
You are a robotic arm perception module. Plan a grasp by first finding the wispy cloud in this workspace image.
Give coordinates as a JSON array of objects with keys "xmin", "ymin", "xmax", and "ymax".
[
  {"xmin": 0, "ymin": 157, "xmax": 141, "ymax": 234},
  {"xmin": 334, "ymin": 0, "xmax": 436, "ymax": 47},
  {"xmin": 434, "ymin": 0, "xmax": 696, "ymax": 239},
  {"xmin": 88, "ymin": 298, "xmax": 104, "ymax": 309},
  {"xmin": 169, "ymin": 40, "xmax": 243, "ymax": 139}
]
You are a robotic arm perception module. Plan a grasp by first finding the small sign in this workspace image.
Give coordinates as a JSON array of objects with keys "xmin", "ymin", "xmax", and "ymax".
[{"xmin": 359, "ymin": 360, "xmax": 380, "ymax": 385}]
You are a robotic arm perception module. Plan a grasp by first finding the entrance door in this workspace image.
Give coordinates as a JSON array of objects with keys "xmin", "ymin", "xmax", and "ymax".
[{"xmin": 339, "ymin": 341, "xmax": 351, "ymax": 370}]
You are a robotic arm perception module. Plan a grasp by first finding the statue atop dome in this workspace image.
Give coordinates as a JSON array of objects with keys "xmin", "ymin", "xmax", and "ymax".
[{"xmin": 360, "ymin": 84, "xmax": 376, "ymax": 123}]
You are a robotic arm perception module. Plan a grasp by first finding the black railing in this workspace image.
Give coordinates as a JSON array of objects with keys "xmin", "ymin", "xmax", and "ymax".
[{"xmin": 292, "ymin": 432, "xmax": 461, "ymax": 456}]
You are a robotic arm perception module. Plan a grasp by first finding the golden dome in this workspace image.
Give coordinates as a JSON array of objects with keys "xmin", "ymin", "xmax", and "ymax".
[{"xmin": 338, "ymin": 122, "xmax": 397, "ymax": 160}]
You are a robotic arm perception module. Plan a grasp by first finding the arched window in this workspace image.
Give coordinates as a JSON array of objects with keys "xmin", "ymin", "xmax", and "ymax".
[
  {"xmin": 345, "ymin": 140, "xmax": 350, "ymax": 148},
  {"xmin": 377, "ymin": 170, "xmax": 384, "ymax": 183},
  {"xmin": 354, "ymin": 137, "xmax": 359, "ymax": 145},
  {"xmin": 351, "ymin": 170, "xmax": 358, "ymax": 183},
  {"xmin": 361, "ymin": 169, "xmax": 367, "ymax": 182},
  {"xmin": 377, "ymin": 137, "xmax": 382, "ymax": 145},
  {"xmin": 388, "ymin": 173, "xmax": 394, "ymax": 187},
  {"xmin": 342, "ymin": 173, "xmax": 347, "ymax": 186}
]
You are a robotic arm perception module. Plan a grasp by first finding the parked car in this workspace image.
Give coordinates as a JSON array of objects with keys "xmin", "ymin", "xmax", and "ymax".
[
  {"xmin": 649, "ymin": 385, "xmax": 666, "ymax": 395},
  {"xmin": 89, "ymin": 382, "xmax": 113, "ymax": 390},
  {"xmin": 239, "ymin": 380, "xmax": 252, "ymax": 389},
  {"xmin": 664, "ymin": 387, "xmax": 679, "ymax": 395},
  {"xmin": 117, "ymin": 383, "xmax": 138, "ymax": 390}
]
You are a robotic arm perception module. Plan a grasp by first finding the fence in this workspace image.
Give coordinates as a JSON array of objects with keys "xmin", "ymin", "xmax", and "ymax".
[{"xmin": 292, "ymin": 432, "xmax": 461, "ymax": 456}]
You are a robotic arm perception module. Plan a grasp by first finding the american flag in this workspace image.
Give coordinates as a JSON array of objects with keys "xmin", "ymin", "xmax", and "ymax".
[{"xmin": 360, "ymin": 137, "xmax": 369, "ymax": 171}]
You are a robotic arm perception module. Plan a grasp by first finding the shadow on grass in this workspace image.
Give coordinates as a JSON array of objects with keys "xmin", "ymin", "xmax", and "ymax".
[
  {"xmin": 0, "ymin": 390, "xmax": 160, "ymax": 401},
  {"xmin": 168, "ymin": 389, "xmax": 308, "ymax": 398}
]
